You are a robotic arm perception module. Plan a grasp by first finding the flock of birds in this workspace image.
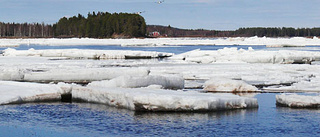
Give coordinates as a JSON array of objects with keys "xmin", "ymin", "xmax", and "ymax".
[{"xmin": 134, "ymin": 0, "xmax": 164, "ymax": 15}]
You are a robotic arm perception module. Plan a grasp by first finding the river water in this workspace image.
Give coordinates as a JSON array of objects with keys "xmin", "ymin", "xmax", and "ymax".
[
  {"xmin": 0, "ymin": 93, "xmax": 319, "ymax": 137},
  {"xmin": 0, "ymin": 45, "xmax": 320, "ymax": 136}
]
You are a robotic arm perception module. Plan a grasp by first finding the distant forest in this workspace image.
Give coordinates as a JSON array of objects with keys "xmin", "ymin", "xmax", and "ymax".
[
  {"xmin": 0, "ymin": 12, "xmax": 146, "ymax": 38},
  {"xmin": 148, "ymin": 25, "xmax": 320, "ymax": 37},
  {"xmin": 0, "ymin": 12, "xmax": 320, "ymax": 38}
]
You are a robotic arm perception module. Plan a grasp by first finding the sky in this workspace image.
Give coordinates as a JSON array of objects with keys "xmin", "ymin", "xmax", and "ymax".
[{"xmin": 0, "ymin": 0, "xmax": 319, "ymax": 30}]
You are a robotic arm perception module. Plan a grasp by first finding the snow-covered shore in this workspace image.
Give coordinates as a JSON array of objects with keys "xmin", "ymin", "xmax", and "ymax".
[{"xmin": 1, "ymin": 36, "xmax": 320, "ymax": 47}]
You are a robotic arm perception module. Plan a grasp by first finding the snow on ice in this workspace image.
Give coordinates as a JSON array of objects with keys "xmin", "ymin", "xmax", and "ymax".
[
  {"xmin": 276, "ymin": 93, "xmax": 320, "ymax": 108},
  {"xmin": 88, "ymin": 75, "xmax": 184, "ymax": 89},
  {"xmin": 0, "ymin": 80, "xmax": 258, "ymax": 111},
  {"xmin": 0, "ymin": 37, "xmax": 320, "ymax": 47},
  {"xmin": 2, "ymin": 48, "xmax": 173, "ymax": 59},
  {"xmin": 72, "ymin": 86, "xmax": 258, "ymax": 111},
  {"xmin": 1, "ymin": 37, "xmax": 320, "ymax": 111},
  {"xmin": 204, "ymin": 78, "xmax": 258, "ymax": 92},
  {"xmin": 170, "ymin": 47, "xmax": 320, "ymax": 64},
  {"xmin": 0, "ymin": 81, "xmax": 70, "ymax": 105},
  {"xmin": 0, "ymin": 67, "xmax": 150, "ymax": 83}
]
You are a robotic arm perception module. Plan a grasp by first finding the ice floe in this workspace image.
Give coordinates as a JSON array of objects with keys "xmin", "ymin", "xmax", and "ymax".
[
  {"xmin": 88, "ymin": 75, "xmax": 184, "ymax": 89},
  {"xmin": 276, "ymin": 93, "xmax": 320, "ymax": 108},
  {"xmin": 204, "ymin": 78, "xmax": 258, "ymax": 92},
  {"xmin": 2, "ymin": 48, "xmax": 173, "ymax": 59},
  {"xmin": 170, "ymin": 47, "xmax": 320, "ymax": 64},
  {"xmin": 0, "ymin": 81, "xmax": 70, "ymax": 105},
  {"xmin": 0, "ymin": 67, "xmax": 150, "ymax": 83},
  {"xmin": 72, "ymin": 86, "xmax": 258, "ymax": 111},
  {"xmin": 0, "ymin": 81, "xmax": 258, "ymax": 111}
]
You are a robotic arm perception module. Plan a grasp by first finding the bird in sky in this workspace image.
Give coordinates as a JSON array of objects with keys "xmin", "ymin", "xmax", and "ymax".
[
  {"xmin": 134, "ymin": 11, "xmax": 146, "ymax": 15},
  {"xmin": 156, "ymin": 0, "xmax": 164, "ymax": 4}
]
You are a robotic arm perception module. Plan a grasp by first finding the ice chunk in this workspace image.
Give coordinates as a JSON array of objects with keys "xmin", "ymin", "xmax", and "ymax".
[
  {"xmin": 88, "ymin": 75, "xmax": 184, "ymax": 89},
  {"xmin": 2, "ymin": 48, "xmax": 173, "ymax": 59},
  {"xmin": 0, "ymin": 67, "xmax": 150, "ymax": 83},
  {"xmin": 0, "ymin": 81, "xmax": 71, "ymax": 105},
  {"xmin": 170, "ymin": 47, "xmax": 320, "ymax": 64},
  {"xmin": 204, "ymin": 78, "xmax": 258, "ymax": 92},
  {"xmin": 72, "ymin": 86, "xmax": 258, "ymax": 111},
  {"xmin": 276, "ymin": 93, "xmax": 320, "ymax": 108}
]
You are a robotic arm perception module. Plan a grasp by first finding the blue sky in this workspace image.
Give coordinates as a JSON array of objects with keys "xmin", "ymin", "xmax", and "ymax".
[{"xmin": 0, "ymin": 0, "xmax": 319, "ymax": 30}]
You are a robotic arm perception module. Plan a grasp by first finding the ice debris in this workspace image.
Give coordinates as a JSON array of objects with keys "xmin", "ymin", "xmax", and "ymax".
[
  {"xmin": 204, "ymin": 78, "xmax": 258, "ymax": 92},
  {"xmin": 170, "ymin": 47, "xmax": 320, "ymax": 64}
]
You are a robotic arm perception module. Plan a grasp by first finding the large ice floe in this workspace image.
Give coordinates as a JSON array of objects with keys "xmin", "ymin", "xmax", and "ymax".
[
  {"xmin": 276, "ymin": 93, "xmax": 320, "ymax": 108},
  {"xmin": 0, "ymin": 36, "xmax": 320, "ymax": 47},
  {"xmin": 170, "ymin": 47, "xmax": 320, "ymax": 64},
  {"xmin": 0, "ymin": 81, "xmax": 70, "ymax": 105},
  {"xmin": 0, "ymin": 80, "xmax": 258, "ymax": 111},
  {"xmin": 72, "ymin": 86, "xmax": 258, "ymax": 111},
  {"xmin": 2, "ymin": 48, "xmax": 173, "ymax": 59},
  {"xmin": 0, "ymin": 67, "xmax": 150, "ymax": 83}
]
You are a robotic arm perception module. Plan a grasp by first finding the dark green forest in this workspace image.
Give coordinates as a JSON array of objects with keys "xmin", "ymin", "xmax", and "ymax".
[
  {"xmin": 148, "ymin": 25, "xmax": 320, "ymax": 37},
  {"xmin": 53, "ymin": 12, "xmax": 146, "ymax": 38},
  {"xmin": 0, "ymin": 11, "xmax": 319, "ymax": 38},
  {"xmin": 0, "ymin": 12, "xmax": 147, "ymax": 38}
]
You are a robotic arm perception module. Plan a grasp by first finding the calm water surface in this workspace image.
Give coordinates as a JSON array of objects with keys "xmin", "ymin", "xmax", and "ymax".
[
  {"xmin": 0, "ymin": 93, "xmax": 319, "ymax": 137},
  {"xmin": 1, "ymin": 45, "xmax": 266, "ymax": 54}
]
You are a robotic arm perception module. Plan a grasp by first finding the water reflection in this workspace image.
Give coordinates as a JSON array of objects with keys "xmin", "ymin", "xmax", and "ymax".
[
  {"xmin": 0, "ymin": 103, "xmax": 258, "ymax": 137},
  {"xmin": 0, "ymin": 94, "xmax": 320, "ymax": 136}
]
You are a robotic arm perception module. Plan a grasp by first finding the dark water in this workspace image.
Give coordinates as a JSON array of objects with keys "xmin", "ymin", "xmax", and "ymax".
[
  {"xmin": 2, "ymin": 44, "xmax": 320, "ymax": 54},
  {"xmin": 1, "ymin": 44, "xmax": 266, "ymax": 54},
  {"xmin": 0, "ymin": 93, "xmax": 319, "ymax": 137}
]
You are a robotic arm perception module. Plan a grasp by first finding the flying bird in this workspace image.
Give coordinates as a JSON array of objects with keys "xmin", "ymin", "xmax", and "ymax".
[
  {"xmin": 156, "ymin": 0, "xmax": 164, "ymax": 4},
  {"xmin": 134, "ymin": 11, "xmax": 145, "ymax": 15}
]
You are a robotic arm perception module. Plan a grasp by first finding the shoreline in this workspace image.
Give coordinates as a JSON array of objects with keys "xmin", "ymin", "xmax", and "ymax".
[{"xmin": 1, "ymin": 36, "xmax": 320, "ymax": 47}]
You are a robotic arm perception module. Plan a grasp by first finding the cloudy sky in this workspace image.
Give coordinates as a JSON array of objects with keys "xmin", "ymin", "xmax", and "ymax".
[{"xmin": 0, "ymin": 0, "xmax": 319, "ymax": 30}]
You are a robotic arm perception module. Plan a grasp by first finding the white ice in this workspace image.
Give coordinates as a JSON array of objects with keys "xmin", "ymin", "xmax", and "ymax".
[
  {"xmin": 88, "ymin": 75, "xmax": 184, "ymax": 89},
  {"xmin": 0, "ymin": 36, "xmax": 320, "ymax": 47},
  {"xmin": 0, "ymin": 66, "xmax": 150, "ymax": 83},
  {"xmin": 0, "ymin": 81, "xmax": 70, "ymax": 105},
  {"xmin": 0, "ymin": 80, "xmax": 258, "ymax": 111},
  {"xmin": 2, "ymin": 48, "xmax": 173, "ymax": 59},
  {"xmin": 170, "ymin": 47, "xmax": 320, "ymax": 64},
  {"xmin": 72, "ymin": 86, "xmax": 258, "ymax": 111},
  {"xmin": 276, "ymin": 93, "xmax": 320, "ymax": 108},
  {"xmin": 204, "ymin": 78, "xmax": 258, "ymax": 92}
]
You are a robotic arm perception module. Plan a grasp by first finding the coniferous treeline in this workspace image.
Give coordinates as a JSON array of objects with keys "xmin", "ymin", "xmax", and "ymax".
[
  {"xmin": 1, "ymin": 13, "xmax": 320, "ymax": 38},
  {"xmin": 147, "ymin": 25, "xmax": 320, "ymax": 37},
  {"xmin": 0, "ymin": 12, "xmax": 146, "ymax": 38},
  {"xmin": 234, "ymin": 27, "xmax": 320, "ymax": 37},
  {"xmin": 53, "ymin": 12, "xmax": 147, "ymax": 38},
  {"xmin": 0, "ymin": 22, "xmax": 53, "ymax": 38}
]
